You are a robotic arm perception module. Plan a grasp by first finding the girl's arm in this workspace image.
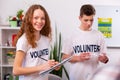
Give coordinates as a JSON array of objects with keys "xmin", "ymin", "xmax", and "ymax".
[{"xmin": 13, "ymin": 50, "xmax": 56, "ymax": 76}]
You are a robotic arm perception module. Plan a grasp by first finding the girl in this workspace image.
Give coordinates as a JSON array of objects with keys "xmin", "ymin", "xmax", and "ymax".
[{"xmin": 13, "ymin": 4, "xmax": 58, "ymax": 80}]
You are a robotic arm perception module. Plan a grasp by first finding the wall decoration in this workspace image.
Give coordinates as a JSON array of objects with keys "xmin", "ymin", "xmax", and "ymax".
[
  {"xmin": 94, "ymin": 6, "xmax": 120, "ymax": 47},
  {"xmin": 98, "ymin": 18, "xmax": 112, "ymax": 38}
]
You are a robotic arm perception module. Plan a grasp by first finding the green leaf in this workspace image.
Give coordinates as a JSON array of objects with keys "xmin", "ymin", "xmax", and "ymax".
[
  {"xmin": 63, "ymin": 65, "xmax": 70, "ymax": 80},
  {"xmin": 50, "ymin": 24, "xmax": 69, "ymax": 80}
]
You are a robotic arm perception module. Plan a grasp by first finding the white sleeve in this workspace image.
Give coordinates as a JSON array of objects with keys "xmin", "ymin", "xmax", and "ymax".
[
  {"xmin": 16, "ymin": 35, "xmax": 29, "ymax": 53},
  {"xmin": 99, "ymin": 32, "xmax": 107, "ymax": 54},
  {"xmin": 61, "ymin": 37, "xmax": 73, "ymax": 55}
]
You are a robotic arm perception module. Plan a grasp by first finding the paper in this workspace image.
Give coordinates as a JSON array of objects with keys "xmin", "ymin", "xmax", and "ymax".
[{"xmin": 39, "ymin": 55, "xmax": 73, "ymax": 75}]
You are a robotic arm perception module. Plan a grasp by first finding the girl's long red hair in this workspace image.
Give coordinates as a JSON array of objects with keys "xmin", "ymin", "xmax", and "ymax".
[{"xmin": 14, "ymin": 4, "xmax": 52, "ymax": 48}]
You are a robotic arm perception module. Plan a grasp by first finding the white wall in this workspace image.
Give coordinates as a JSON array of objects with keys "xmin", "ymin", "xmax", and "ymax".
[
  {"xmin": 1, "ymin": 0, "xmax": 120, "ymax": 41},
  {"xmin": 0, "ymin": 0, "xmax": 120, "ymax": 79}
]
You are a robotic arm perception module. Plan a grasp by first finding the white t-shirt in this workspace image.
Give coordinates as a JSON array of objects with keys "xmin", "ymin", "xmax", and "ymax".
[
  {"xmin": 16, "ymin": 33, "xmax": 50, "ymax": 80},
  {"xmin": 62, "ymin": 28, "xmax": 107, "ymax": 80}
]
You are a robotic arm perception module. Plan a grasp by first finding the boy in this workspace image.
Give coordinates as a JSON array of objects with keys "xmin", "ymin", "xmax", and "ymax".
[{"xmin": 62, "ymin": 4, "xmax": 109, "ymax": 80}]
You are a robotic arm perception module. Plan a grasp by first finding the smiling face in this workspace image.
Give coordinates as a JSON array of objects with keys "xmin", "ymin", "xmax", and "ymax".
[
  {"xmin": 79, "ymin": 14, "xmax": 94, "ymax": 31},
  {"xmin": 32, "ymin": 9, "xmax": 45, "ymax": 32}
]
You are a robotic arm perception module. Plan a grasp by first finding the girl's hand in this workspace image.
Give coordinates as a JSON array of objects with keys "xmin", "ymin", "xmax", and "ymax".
[
  {"xmin": 54, "ymin": 61, "xmax": 61, "ymax": 71},
  {"xmin": 40, "ymin": 60, "xmax": 56, "ymax": 71}
]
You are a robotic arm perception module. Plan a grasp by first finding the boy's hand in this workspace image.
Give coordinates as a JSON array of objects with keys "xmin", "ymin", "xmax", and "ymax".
[
  {"xmin": 79, "ymin": 52, "xmax": 91, "ymax": 61},
  {"xmin": 98, "ymin": 53, "xmax": 109, "ymax": 63}
]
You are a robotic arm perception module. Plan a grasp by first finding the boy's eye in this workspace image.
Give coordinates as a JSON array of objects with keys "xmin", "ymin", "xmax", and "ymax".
[
  {"xmin": 84, "ymin": 19, "xmax": 93, "ymax": 22},
  {"xmin": 84, "ymin": 20, "xmax": 88, "ymax": 22},
  {"xmin": 90, "ymin": 19, "xmax": 93, "ymax": 22}
]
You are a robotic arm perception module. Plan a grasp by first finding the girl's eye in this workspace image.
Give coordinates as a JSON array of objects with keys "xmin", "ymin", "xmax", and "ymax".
[
  {"xmin": 41, "ymin": 17, "xmax": 45, "ymax": 20},
  {"xmin": 34, "ymin": 17, "xmax": 38, "ymax": 20}
]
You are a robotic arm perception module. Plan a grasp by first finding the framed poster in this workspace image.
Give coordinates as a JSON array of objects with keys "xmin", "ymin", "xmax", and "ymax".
[{"xmin": 93, "ymin": 5, "xmax": 120, "ymax": 47}]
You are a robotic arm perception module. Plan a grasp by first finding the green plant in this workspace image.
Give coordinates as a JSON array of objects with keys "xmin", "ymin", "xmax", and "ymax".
[
  {"xmin": 50, "ymin": 26, "xmax": 69, "ymax": 80},
  {"xmin": 8, "ymin": 9, "xmax": 24, "ymax": 21},
  {"xmin": 9, "ymin": 16, "xmax": 17, "ymax": 21},
  {"xmin": 8, "ymin": 9, "xmax": 24, "ymax": 27},
  {"xmin": 16, "ymin": 9, "xmax": 24, "ymax": 20},
  {"xmin": 6, "ymin": 51, "xmax": 15, "ymax": 58},
  {"xmin": 6, "ymin": 51, "xmax": 15, "ymax": 65}
]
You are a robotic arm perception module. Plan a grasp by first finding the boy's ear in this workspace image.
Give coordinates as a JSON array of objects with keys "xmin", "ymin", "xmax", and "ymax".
[{"xmin": 79, "ymin": 16, "xmax": 81, "ymax": 20}]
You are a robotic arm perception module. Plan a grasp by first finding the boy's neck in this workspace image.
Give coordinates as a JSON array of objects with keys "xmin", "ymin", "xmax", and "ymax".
[{"xmin": 79, "ymin": 26, "xmax": 91, "ymax": 31}]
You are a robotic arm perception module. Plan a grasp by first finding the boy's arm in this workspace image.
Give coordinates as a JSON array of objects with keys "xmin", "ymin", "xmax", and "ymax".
[{"xmin": 62, "ymin": 53, "xmax": 91, "ymax": 63}]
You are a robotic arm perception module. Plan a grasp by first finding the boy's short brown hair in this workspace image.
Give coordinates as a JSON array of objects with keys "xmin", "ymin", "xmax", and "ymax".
[{"xmin": 80, "ymin": 4, "xmax": 96, "ymax": 17}]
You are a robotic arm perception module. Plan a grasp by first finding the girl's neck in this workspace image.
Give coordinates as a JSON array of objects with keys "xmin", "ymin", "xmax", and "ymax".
[{"xmin": 34, "ymin": 32, "xmax": 41, "ymax": 41}]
